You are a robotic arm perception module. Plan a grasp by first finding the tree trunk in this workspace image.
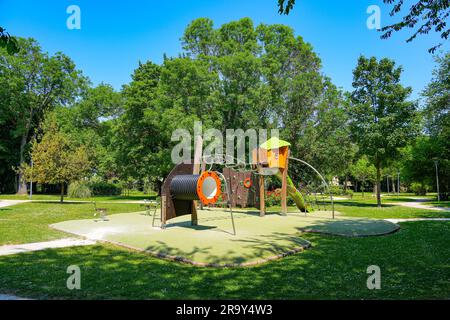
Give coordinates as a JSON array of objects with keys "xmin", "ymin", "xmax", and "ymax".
[
  {"xmin": 16, "ymin": 135, "xmax": 29, "ymax": 194},
  {"xmin": 60, "ymin": 183, "xmax": 65, "ymax": 203},
  {"xmin": 361, "ymin": 179, "xmax": 365, "ymax": 198},
  {"xmin": 376, "ymin": 162, "xmax": 381, "ymax": 208}
]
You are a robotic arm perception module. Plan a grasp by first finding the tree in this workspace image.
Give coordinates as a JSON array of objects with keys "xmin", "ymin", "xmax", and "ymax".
[
  {"xmin": 0, "ymin": 27, "xmax": 19, "ymax": 54},
  {"xmin": 421, "ymin": 52, "xmax": 449, "ymax": 199},
  {"xmin": 401, "ymin": 137, "xmax": 437, "ymax": 192},
  {"xmin": 113, "ymin": 18, "xmax": 352, "ymax": 192},
  {"xmin": 351, "ymin": 156, "xmax": 376, "ymax": 197},
  {"xmin": 19, "ymin": 118, "xmax": 92, "ymax": 202},
  {"xmin": 0, "ymin": 38, "xmax": 87, "ymax": 194},
  {"xmin": 277, "ymin": 1, "xmax": 449, "ymax": 53},
  {"xmin": 113, "ymin": 61, "xmax": 166, "ymax": 190},
  {"xmin": 348, "ymin": 56, "xmax": 420, "ymax": 207},
  {"xmin": 54, "ymin": 83, "xmax": 123, "ymax": 180},
  {"xmin": 278, "ymin": 0, "xmax": 296, "ymax": 14},
  {"xmin": 381, "ymin": 0, "xmax": 450, "ymax": 53}
]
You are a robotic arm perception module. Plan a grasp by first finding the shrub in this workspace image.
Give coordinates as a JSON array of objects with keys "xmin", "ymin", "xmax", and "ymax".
[
  {"xmin": 266, "ymin": 188, "xmax": 282, "ymax": 207},
  {"xmin": 410, "ymin": 182, "xmax": 428, "ymax": 196},
  {"xmin": 345, "ymin": 189, "xmax": 354, "ymax": 198},
  {"xmin": 329, "ymin": 185, "xmax": 343, "ymax": 196},
  {"xmin": 88, "ymin": 181, "xmax": 122, "ymax": 196},
  {"xmin": 67, "ymin": 181, "xmax": 92, "ymax": 199}
]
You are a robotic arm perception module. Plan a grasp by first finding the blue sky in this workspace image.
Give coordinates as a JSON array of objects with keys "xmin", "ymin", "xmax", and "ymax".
[{"xmin": 1, "ymin": 0, "xmax": 448, "ymax": 101}]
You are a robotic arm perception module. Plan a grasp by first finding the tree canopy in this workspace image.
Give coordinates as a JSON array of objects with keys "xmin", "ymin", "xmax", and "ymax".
[
  {"xmin": 348, "ymin": 56, "xmax": 420, "ymax": 206},
  {"xmin": 0, "ymin": 38, "xmax": 87, "ymax": 193}
]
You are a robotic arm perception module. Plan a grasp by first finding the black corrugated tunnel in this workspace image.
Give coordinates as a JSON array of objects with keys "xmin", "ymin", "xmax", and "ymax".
[{"xmin": 170, "ymin": 171, "xmax": 221, "ymax": 205}]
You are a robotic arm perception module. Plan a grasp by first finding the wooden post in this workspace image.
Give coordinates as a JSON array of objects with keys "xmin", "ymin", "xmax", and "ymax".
[
  {"xmin": 161, "ymin": 195, "xmax": 167, "ymax": 229},
  {"xmin": 281, "ymin": 154, "xmax": 289, "ymax": 216},
  {"xmin": 191, "ymin": 135, "xmax": 203, "ymax": 225},
  {"xmin": 259, "ymin": 173, "xmax": 265, "ymax": 217}
]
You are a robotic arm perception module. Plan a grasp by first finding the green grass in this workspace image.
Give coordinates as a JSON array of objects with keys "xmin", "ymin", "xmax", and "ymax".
[
  {"xmin": 429, "ymin": 201, "xmax": 450, "ymax": 208},
  {"xmin": 0, "ymin": 196, "xmax": 448, "ymax": 299},
  {"xmin": 269, "ymin": 200, "xmax": 450, "ymax": 219},
  {"xmin": 0, "ymin": 191, "xmax": 157, "ymax": 202},
  {"xmin": 333, "ymin": 202, "xmax": 450, "ymax": 219},
  {"xmin": 0, "ymin": 202, "xmax": 144, "ymax": 245},
  {"xmin": 0, "ymin": 221, "xmax": 448, "ymax": 299}
]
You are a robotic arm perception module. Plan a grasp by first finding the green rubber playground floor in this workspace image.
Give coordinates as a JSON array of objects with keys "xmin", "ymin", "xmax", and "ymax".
[{"xmin": 51, "ymin": 208, "xmax": 399, "ymax": 266}]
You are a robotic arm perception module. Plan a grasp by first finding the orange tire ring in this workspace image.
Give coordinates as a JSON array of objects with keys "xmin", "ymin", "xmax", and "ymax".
[
  {"xmin": 196, "ymin": 171, "xmax": 222, "ymax": 205},
  {"xmin": 243, "ymin": 177, "xmax": 252, "ymax": 188}
]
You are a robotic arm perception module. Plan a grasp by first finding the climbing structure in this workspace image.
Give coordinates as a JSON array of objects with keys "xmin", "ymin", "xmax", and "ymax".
[{"xmin": 159, "ymin": 136, "xmax": 325, "ymax": 231}]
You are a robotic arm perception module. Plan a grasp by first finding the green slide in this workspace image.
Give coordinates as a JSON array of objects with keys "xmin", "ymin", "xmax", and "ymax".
[{"xmin": 275, "ymin": 171, "xmax": 309, "ymax": 212}]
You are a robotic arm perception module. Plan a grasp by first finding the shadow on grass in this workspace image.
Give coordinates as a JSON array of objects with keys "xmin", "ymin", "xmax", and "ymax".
[
  {"xmin": 0, "ymin": 221, "xmax": 448, "ymax": 299},
  {"xmin": 334, "ymin": 201, "xmax": 395, "ymax": 208},
  {"xmin": 141, "ymin": 230, "xmax": 310, "ymax": 266}
]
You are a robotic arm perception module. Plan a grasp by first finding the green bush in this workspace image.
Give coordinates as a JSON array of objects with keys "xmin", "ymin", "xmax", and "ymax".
[
  {"xmin": 67, "ymin": 181, "xmax": 92, "ymax": 198},
  {"xmin": 345, "ymin": 189, "xmax": 354, "ymax": 198},
  {"xmin": 410, "ymin": 182, "xmax": 428, "ymax": 196},
  {"xmin": 265, "ymin": 189, "xmax": 282, "ymax": 207},
  {"xmin": 329, "ymin": 185, "xmax": 343, "ymax": 195},
  {"xmin": 88, "ymin": 181, "xmax": 122, "ymax": 196}
]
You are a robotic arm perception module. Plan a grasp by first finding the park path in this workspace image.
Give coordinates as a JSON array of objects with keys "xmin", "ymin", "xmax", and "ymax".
[
  {"xmin": 385, "ymin": 218, "xmax": 450, "ymax": 223},
  {"xmin": 384, "ymin": 197, "xmax": 450, "ymax": 223},
  {"xmin": 387, "ymin": 199, "xmax": 450, "ymax": 212},
  {"xmin": 0, "ymin": 199, "xmax": 31, "ymax": 208},
  {"xmin": 0, "ymin": 238, "xmax": 96, "ymax": 256},
  {"xmin": 0, "ymin": 294, "xmax": 31, "ymax": 300}
]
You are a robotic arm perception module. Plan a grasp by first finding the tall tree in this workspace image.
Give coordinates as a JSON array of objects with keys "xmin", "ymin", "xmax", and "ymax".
[
  {"xmin": 277, "ymin": 1, "xmax": 449, "ymax": 53},
  {"xmin": 422, "ymin": 52, "xmax": 449, "ymax": 198},
  {"xmin": 348, "ymin": 56, "xmax": 420, "ymax": 207},
  {"xmin": 351, "ymin": 155, "xmax": 376, "ymax": 197},
  {"xmin": 0, "ymin": 38, "xmax": 87, "ymax": 194},
  {"xmin": 18, "ymin": 117, "xmax": 92, "ymax": 202},
  {"xmin": 182, "ymin": 18, "xmax": 354, "ymax": 178},
  {"xmin": 381, "ymin": 0, "xmax": 450, "ymax": 53},
  {"xmin": 54, "ymin": 83, "xmax": 123, "ymax": 180},
  {"xmin": 0, "ymin": 27, "xmax": 19, "ymax": 54}
]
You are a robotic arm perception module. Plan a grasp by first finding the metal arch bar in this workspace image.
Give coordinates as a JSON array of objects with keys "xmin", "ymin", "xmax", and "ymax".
[
  {"xmin": 288, "ymin": 157, "xmax": 335, "ymax": 219},
  {"xmin": 214, "ymin": 171, "xmax": 236, "ymax": 235}
]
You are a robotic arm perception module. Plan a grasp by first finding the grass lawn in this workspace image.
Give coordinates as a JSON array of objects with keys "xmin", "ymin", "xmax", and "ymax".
[
  {"xmin": 0, "ymin": 221, "xmax": 448, "ymax": 299},
  {"xmin": 0, "ymin": 191, "xmax": 157, "ymax": 202},
  {"xmin": 270, "ymin": 199, "xmax": 450, "ymax": 219},
  {"xmin": 0, "ymin": 202, "xmax": 144, "ymax": 245},
  {"xmin": 0, "ymin": 196, "xmax": 448, "ymax": 299},
  {"xmin": 429, "ymin": 201, "xmax": 450, "ymax": 208}
]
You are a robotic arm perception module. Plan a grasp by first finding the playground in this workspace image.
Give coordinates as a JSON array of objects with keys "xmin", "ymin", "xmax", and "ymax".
[
  {"xmin": 51, "ymin": 208, "xmax": 399, "ymax": 266},
  {"xmin": 46, "ymin": 136, "xmax": 404, "ymax": 266}
]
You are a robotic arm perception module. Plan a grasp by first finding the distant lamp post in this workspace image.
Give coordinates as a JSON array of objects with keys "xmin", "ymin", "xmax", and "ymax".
[
  {"xmin": 433, "ymin": 158, "xmax": 440, "ymax": 202},
  {"xmin": 397, "ymin": 170, "xmax": 400, "ymax": 197},
  {"xmin": 29, "ymin": 158, "xmax": 33, "ymax": 200},
  {"xmin": 386, "ymin": 175, "xmax": 389, "ymax": 195}
]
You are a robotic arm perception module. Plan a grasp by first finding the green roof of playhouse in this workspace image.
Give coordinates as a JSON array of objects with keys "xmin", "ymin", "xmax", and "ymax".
[{"xmin": 260, "ymin": 137, "xmax": 291, "ymax": 150}]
